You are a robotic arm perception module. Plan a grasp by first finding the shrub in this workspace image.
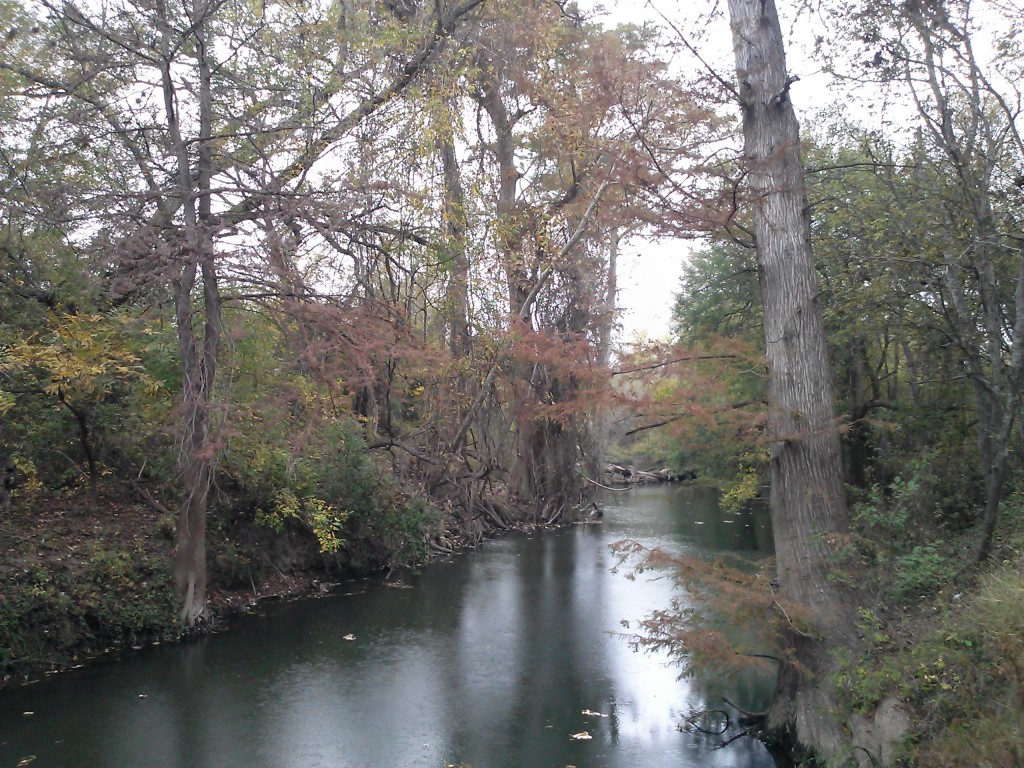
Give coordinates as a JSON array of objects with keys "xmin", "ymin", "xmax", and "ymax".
[{"xmin": 894, "ymin": 544, "xmax": 950, "ymax": 598}]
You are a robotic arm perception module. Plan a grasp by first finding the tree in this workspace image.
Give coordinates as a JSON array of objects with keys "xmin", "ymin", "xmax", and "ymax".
[
  {"xmin": 449, "ymin": 7, "xmax": 718, "ymax": 519},
  {"xmin": 0, "ymin": 310, "xmax": 161, "ymax": 511},
  {"xmin": 0, "ymin": 0, "xmax": 491, "ymax": 624},
  {"xmin": 881, "ymin": 0, "xmax": 1024, "ymax": 563},
  {"xmin": 809, "ymin": 0, "xmax": 1024, "ymax": 562},
  {"xmin": 726, "ymin": 0, "xmax": 858, "ymax": 755}
]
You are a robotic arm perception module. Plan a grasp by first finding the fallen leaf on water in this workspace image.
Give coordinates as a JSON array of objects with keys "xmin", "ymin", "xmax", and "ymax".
[
  {"xmin": 342, "ymin": 633, "xmax": 356, "ymax": 641},
  {"xmin": 569, "ymin": 732, "xmax": 592, "ymax": 740},
  {"xmin": 581, "ymin": 709, "xmax": 607, "ymax": 718}
]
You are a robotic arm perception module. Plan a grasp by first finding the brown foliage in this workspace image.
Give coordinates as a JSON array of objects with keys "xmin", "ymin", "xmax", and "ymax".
[{"xmin": 611, "ymin": 539, "xmax": 812, "ymax": 678}]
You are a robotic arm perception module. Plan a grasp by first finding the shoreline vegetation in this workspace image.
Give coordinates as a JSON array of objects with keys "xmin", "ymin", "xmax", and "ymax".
[{"xmin": 0, "ymin": 480, "xmax": 545, "ymax": 688}]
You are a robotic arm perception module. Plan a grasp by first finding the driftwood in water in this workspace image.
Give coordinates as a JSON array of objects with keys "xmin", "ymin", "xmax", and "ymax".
[{"xmin": 603, "ymin": 464, "xmax": 696, "ymax": 485}]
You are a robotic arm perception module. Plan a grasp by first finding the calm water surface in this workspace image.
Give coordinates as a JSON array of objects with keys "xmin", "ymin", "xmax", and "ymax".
[{"xmin": 1, "ymin": 485, "xmax": 784, "ymax": 767}]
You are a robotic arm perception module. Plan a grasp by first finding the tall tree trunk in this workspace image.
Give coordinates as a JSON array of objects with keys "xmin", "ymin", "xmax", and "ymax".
[
  {"xmin": 585, "ymin": 229, "xmax": 619, "ymax": 483},
  {"xmin": 727, "ymin": 0, "xmax": 858, "ymax": 757},
  {"xmin": 476, "ymin": 61, "xmax": 542, "ymax": 507},
  {"xmin": 160, "ymin": 0, "xmax": 221, "ymax": 626},
  {"xmin": 438, "ymin": 126, "xmax": 472, "ymax": 360}
]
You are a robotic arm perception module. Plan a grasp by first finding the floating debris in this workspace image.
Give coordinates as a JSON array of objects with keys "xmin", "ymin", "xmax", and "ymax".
[
  {"xmin": 581, "ymin": 709, "xmax": 607, "ymax": 718},
  {"xmin": 17, "ymin": 757, "xmax": 36, "ymax": 767},
  {"xmin": 22, "ymin": 711, "xmax": 34, "ymax": 716},
  {"xmin": 342, "ymin": 633, "xmax": 356, "ymax": 641},
  {"xmin": 569, "ymin": 732, "xmax": 592, "ymax": 740}
]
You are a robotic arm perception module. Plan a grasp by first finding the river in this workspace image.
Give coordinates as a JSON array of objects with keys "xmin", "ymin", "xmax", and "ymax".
[{"xmin": 1, "ymin": 485, "xmax": 786, "ymax": 768}]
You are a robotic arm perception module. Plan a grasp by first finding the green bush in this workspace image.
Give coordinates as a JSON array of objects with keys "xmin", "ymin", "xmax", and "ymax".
[
  {"xmin": 0, "ymin": 544, "xmax": 177, "ymax": 673},
  {"xmin": 218, "ymin": 412, "xmax": 436, "ymax": 573},
  {"xmin": 894, "ymin": 544, "xmax": 950, "ymax": 597},
  {"xmin": 211, "ymin": 542, "xmax": 257, "ymax": 590},
  {"xmin": 836, "ymin": 563, "xmax": 1024, "ymax": 767}
]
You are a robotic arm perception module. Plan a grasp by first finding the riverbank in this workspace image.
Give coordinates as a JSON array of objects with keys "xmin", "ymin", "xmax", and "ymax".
[
  {"xmin": 0, "ymin": 484, "xmax": 534, "ymax": 687},
  {"xmin": 831, "ymin": 534, "xmax": 1024, "ymax": 767}
]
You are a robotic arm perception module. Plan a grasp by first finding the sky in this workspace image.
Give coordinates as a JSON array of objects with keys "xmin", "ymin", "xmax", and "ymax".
[{"xmin": 615, "ymin": 239, "xmax": 686, "ymax": 344}]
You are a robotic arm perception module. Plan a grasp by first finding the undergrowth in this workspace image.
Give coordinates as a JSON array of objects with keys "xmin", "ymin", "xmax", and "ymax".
[{"xmin": 834, "ymin": 475, "xmax": 1024, "ymax": 767}]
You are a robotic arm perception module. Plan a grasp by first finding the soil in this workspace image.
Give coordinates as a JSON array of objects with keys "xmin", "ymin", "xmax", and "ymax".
[
  {"xmin": 0, "ymin": 485, "xmax": 326, "ymax": 686},
  {"xmin": 0, "ymin": 482, "xmax": 532, "ymax": 686}
]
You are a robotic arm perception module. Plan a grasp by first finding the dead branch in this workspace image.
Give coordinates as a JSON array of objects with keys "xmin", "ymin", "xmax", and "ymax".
[
  {"xmin": 367, "ymin": 440, "xmax": 438, "ymax": 464},
  {"xmin": 612, "ymin": 354, "xmax": 740, "ymax": 376}
]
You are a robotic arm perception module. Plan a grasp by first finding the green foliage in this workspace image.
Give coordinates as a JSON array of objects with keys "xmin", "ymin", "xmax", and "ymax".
[
  {"xmin": 0, "ymin": 539, "xmax": 178, "ymax": 672},
  {"xmin": 254, "ymin": 488, "xmax": 351, "ymax": 554},
  {"xmin": 672, "ymin": 241, "xmax": 760, "ymax": 343},
  {"xmin": 0, "ymin": 310, "xmax": 163, "ymax": 412},
  {"xmin": 836, "ymin": 564, "xmax": 1024, "ymax": 767},
  {"xmin": 848, "ymin": 450, "xmax": 977, "ymax": 604},
  {"xmin": 893, "ymin": 544, "xmax": 949, "ymax": 598},
  {"xmin": 852, "ymin": 477, "xmax": 911, "ymax": 542},
  {"xmin": 210, "ymin": 542, "xmax": 256, "ymax": 591},
  {"xmin": 0, "ymin": 309, "xmax": 175, "ymax": 494},
  {"xmin": 218, "ymin": 336, "xmax": 436, "ymax": 570},
  {"xmin": 718, "ymin": 449, "xmax": 767, "ymax": 513}
]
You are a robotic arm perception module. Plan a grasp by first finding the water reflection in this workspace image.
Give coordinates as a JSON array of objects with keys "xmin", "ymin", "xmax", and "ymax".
[{"xmin": 1, "ymin": 486, "xmax": 784, "ymax": 768}]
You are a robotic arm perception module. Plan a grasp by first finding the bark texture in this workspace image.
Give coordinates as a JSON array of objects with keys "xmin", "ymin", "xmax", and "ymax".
[
  {"xmin": 159, "ymin": 0, "xmax": 221, "ymax": 626},
  {"xmin": 726, "ymin": 0, "xmax": 859, "ymax": 758}
]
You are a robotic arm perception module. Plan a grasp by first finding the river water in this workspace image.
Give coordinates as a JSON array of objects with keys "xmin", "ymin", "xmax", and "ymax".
[{"xmin": 1, "ymin": 485, "xmax": 785, "ymax": 768}]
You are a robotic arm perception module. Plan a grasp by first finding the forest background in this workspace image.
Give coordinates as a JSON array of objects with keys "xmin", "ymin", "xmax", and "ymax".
[{"xmin": 1, "ymin": 0, "xmax": 1023, "ymax": 765}]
